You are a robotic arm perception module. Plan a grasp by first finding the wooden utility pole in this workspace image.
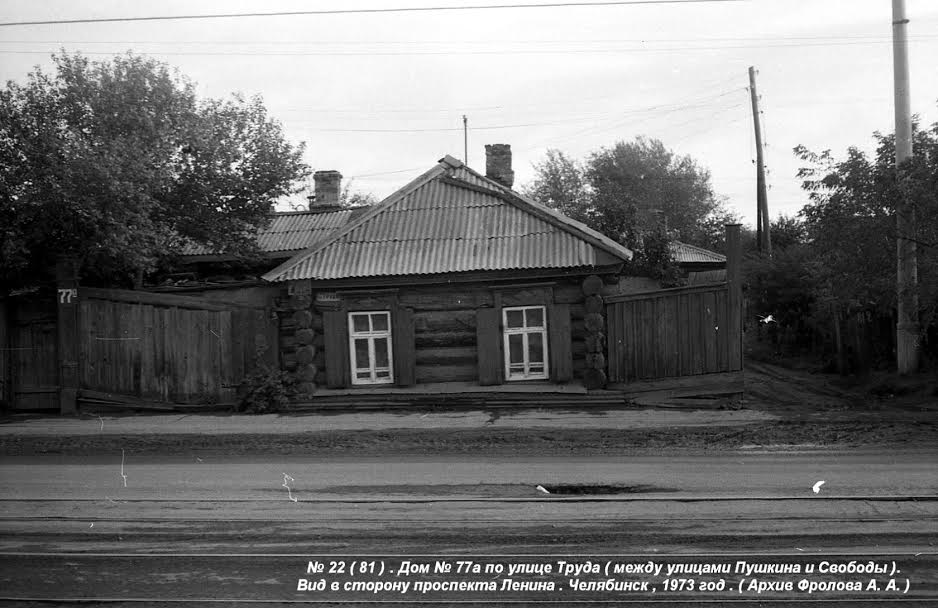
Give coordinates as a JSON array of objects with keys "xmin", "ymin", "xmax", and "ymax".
[
  {"xmin": 892, "ymin": 0, "xmax": 919, "ymax": 373},
  {"xmin": 462, "ymin": 115, "xmax": 468, "ymax": 164},
  {"xmin": 749, "ymin": 66, "xmax": 771, "ymax": 255}
]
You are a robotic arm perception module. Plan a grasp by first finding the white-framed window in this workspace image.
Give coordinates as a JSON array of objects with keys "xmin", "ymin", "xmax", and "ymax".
[
  {"xmin": 502, "ymin": 305, "xmax": 549, "ymax": 381},
  {"xmin": 348, "ymin": 311, "xmax": 393, "ymax": 385}
]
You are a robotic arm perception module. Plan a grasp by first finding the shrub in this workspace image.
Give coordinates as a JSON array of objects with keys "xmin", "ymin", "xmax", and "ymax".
[{"xmin": 235, "ymin": 365, "xmax": 295, "ymax": 414}]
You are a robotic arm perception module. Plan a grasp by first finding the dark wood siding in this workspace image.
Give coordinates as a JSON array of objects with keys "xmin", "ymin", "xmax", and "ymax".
[
  {"xmin": 393, "ymin": 307, "xmax": 416, "ymax": 387},
  {"xmin": 548, "ymin": 303, "xmax": 573, "ymax": 382},
  {"xmin": 322, "ymin": 309, "xmax": 350, "ymax": 388}
]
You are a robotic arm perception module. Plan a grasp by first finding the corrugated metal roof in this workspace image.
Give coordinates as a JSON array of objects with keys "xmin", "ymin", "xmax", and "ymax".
[
  {"xmin": 180, "ymin": 209, "xmax": 357, "ymax": 257},
  {"xmin": 264, "ymin": 157, "xmax": 632, "ymax": 282},
  {"xmin": 670, "ymin": 241, "xmax": 726, "ymax": 264}
]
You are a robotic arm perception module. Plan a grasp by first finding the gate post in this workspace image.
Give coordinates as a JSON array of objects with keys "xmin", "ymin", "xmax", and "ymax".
[
  {"xmin": 725, "ymin": 224, "xmax": 743, "ymax": 371},
  {"xmin": 55, "ymin": 260, "xmax": 80, "ymax": 415}
]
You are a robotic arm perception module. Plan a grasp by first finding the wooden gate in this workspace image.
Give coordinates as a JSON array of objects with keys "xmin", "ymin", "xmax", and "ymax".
[
  {"xmin": 606, "ymin": 283, "xmax": 742, "ymax": 383},
  {"xmin": 2, "ymin": 294, "xmax": 59, "ymax": 411}
]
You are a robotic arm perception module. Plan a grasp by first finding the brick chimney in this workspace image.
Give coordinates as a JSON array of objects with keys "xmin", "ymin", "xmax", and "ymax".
[
  {"xmin": 485, "ymin": 144, "xmax": 514, "ymax": 189},
  {"xmin": 308, "ymin": 170, "xmax": 342, "ymax": 212}
]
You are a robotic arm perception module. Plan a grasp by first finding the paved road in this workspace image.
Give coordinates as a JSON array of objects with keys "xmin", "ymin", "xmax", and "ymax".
[
  {"xmin": 2, "ymin": 451, "xmax": 937, "ymax": 499},
  {"xmin": 1, "ymin": 450, "xmax": 936, "ymax": 606}
]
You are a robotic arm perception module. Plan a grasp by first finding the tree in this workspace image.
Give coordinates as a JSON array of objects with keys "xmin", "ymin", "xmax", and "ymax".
[
  {"xmin": 795, "ymin": 118, "xmax": 938, "ymax": 330},
  {"xmin": 767, "ymin": 214, "xmax": 808, "ymax": 252},
  {"xmin": 586, "ymin": 137, "xmax": 722, "ymax": 246},
  {"xmin": 523, "ymin": 138, "xmax": 730, "ymax": 249},
  {"xmin": 521, "ymin": 149, "xmax": 590, "ymax": 224},
  {"xmin": 0, "ymin": 52, "xmax": 310, "ymax": 289},
  {"xmin": 751, "ymin": 114, "xmax": 938, "ymax": 370},
  {"xmin": 340, "ymin": 181, "xmax": 379, "ymax": 208}
]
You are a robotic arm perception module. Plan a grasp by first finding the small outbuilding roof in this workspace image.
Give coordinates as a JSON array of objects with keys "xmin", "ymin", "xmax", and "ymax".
[
  {"xmin": 179, "ymin": 208, "xmax": 363, "ymax": 260},
  {"xmin": 263, "ymin": 155, "xmax": 633, "ymax": 282},
  {"xmin": 670, "ymin": 241, "xmax": 726, "ymax": 265}
]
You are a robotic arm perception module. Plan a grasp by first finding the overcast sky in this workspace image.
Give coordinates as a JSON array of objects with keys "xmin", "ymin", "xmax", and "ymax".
[{"xmin": 2, "ymin": 0, "xmax": 937, "ymax": 228}]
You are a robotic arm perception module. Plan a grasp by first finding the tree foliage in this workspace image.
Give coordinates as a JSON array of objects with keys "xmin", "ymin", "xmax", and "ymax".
[
  {"xmin": 794, "ymin": 119, "xmax": 938, "ymax": 328},
  {"xmin": 521, "ymin": 149, "xmax": 590, "ymax": 223},
  {"xmin": 744, "ymin": 114, "xmax": 938, "ymax": 370},
  {"xmin": 522, "ymin": 138, "xmax": 735, "ymax": 251},
  {"xmin": 0, "ymin": 52, "xmax": 310, "ymax": 289},
  {"xmin": 587, "ymin": 137, "xmax": 724, "ymax": 246}
]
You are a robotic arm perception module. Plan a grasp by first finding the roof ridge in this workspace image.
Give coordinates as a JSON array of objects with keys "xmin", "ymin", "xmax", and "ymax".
[
  {"xmin": 262, "ymin": 161, "xmax": 448, "ymax": 282},
  {"xmin": 332, "ymin": 230, "xmax": 559, "ymax": 243}
]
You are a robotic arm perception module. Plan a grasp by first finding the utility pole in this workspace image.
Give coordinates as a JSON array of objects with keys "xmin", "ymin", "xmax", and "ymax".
[
  {"xmin": 749, "ymin": 66, "xmax": 771, "ymax": 256},
  {"xmin": 892, "ymin": 0, "xmax": 919, "ymax": 373},
  {"xmin": 462, "ymin": 114, "xmax": 468, "ymax": 164}
]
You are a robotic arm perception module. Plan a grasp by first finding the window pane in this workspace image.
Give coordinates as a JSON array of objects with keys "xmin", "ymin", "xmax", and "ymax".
[
  {"xmin": 371, "ymin": 313, "xmax": 389, "ymax": 332},
  {"xmin": 508, "ymin": 333, "xmax": 524, "ymax": 365},
  {"xmin": 375, "ymin": 370, "xmax": 390, "ymax": 379},
  {"xmin": 351, "ymin": 314, "xmax": 369, "ymax": 333},
  {"xmin": 529, "ymin": 364, "xmax": 545, "ymax": 375},
  {"xmin": 374, "ymin": 337, "xmax": 389, "ymax": 368},
  {"xmin": 505, "ymin": 310, "xmax": 524, "ymax": 329},
  {"xmin": 354, "ymin": 338, "xmax": 370, "ymax": 369},
  {"xmin": 525, "ymin": 307, "xmax": 544, "ymax": 328},
  {"xmin": 356, "ymin": 371, "xmax": 371, "ymax": 380},
  {"xmin": 528, "ymin": 332, "xmax": 544, "ymax": 363}
]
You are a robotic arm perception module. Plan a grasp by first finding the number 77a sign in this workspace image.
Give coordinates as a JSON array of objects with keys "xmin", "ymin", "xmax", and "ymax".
[{"xmin": 58, "ymin": 288, "xmax": 77, "ymax": 304}]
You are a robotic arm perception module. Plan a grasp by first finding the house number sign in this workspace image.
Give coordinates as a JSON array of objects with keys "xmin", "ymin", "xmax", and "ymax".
[{"xmin": 58, "ymin": 288, "xmax": 78, "ymax": 304}]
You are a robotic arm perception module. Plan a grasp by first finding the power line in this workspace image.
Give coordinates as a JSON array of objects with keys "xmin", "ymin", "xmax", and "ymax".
[
  {"xmin": 3, "ymin": 34, "xmax": 936, "ymax": 44},
  {"xmin": 5, "ymin": 37, "xmax": 936, "ymax": 56},
  {"xmin": 521, "ymin": 86, "xmax": 746, "ymax": 150},
  {"xmin": 0, "ymin": 1, "xmax": 745, "ymax": 28},
  {"xmin": 348, "ymin": 166, "xmax": 427, "ymax": 179}
]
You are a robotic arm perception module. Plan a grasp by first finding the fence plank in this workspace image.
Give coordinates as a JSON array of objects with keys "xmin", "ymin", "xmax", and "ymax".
[
  {"xmin": 662, "ymin": 295, "xmax": 678, "ymax": 378},
  {"xmin": 704, "ymin": 291, "xmax": 718, "ymax": 373},
  {"xmin": 678, "ymin": 293, "xmax": 690, "ymax": 377},
  {"xmin": 715, "ymin": 291, "xmax": 728, "ymax": 372},
  {"xmin": 607, "ymin": 302, "xmax": 619, "ymax": 383}
]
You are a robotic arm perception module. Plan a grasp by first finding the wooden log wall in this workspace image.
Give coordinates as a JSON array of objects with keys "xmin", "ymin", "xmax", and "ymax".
[
  {"xmin": 304, "ymin": 278, "xmax": 589, "ymax": 388},
  {"xmin": 400, "ymin": 289, "xmax": 488, "ymax": 384}
]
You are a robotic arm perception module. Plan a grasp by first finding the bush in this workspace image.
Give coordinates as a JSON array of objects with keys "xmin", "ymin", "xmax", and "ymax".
[
  {"xmin": 235, "ymin": 365, "xmax": 295, "ymax": 414},
  {"xmin": 628, "ymin": 225, "xmax": 684, "ymax": 288}
]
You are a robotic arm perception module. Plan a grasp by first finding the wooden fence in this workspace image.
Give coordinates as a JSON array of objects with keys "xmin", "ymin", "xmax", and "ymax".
[
  {"xmin": 77, "ymin": 288, "xmax": 277, "ymax": 407},
  {"xmin": 606, "ymin": 282, "xmax": 742, "ymax": 383},
  {"xmin": 1, "ymin": 287, "xmax": 277, "ymax": 411}
]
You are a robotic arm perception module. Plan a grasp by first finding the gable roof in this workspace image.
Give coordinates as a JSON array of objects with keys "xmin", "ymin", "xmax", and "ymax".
[
  {"xmin": 263, "ymin": 156, "xmax": 633, "ymax": 283},
  {"xmin": 179, "ymin": 208, "xmax": 363, "ymax": 260},
  {"xmin": 670, "ymin": 241, "xmax": 726, "ymax": 265}
]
